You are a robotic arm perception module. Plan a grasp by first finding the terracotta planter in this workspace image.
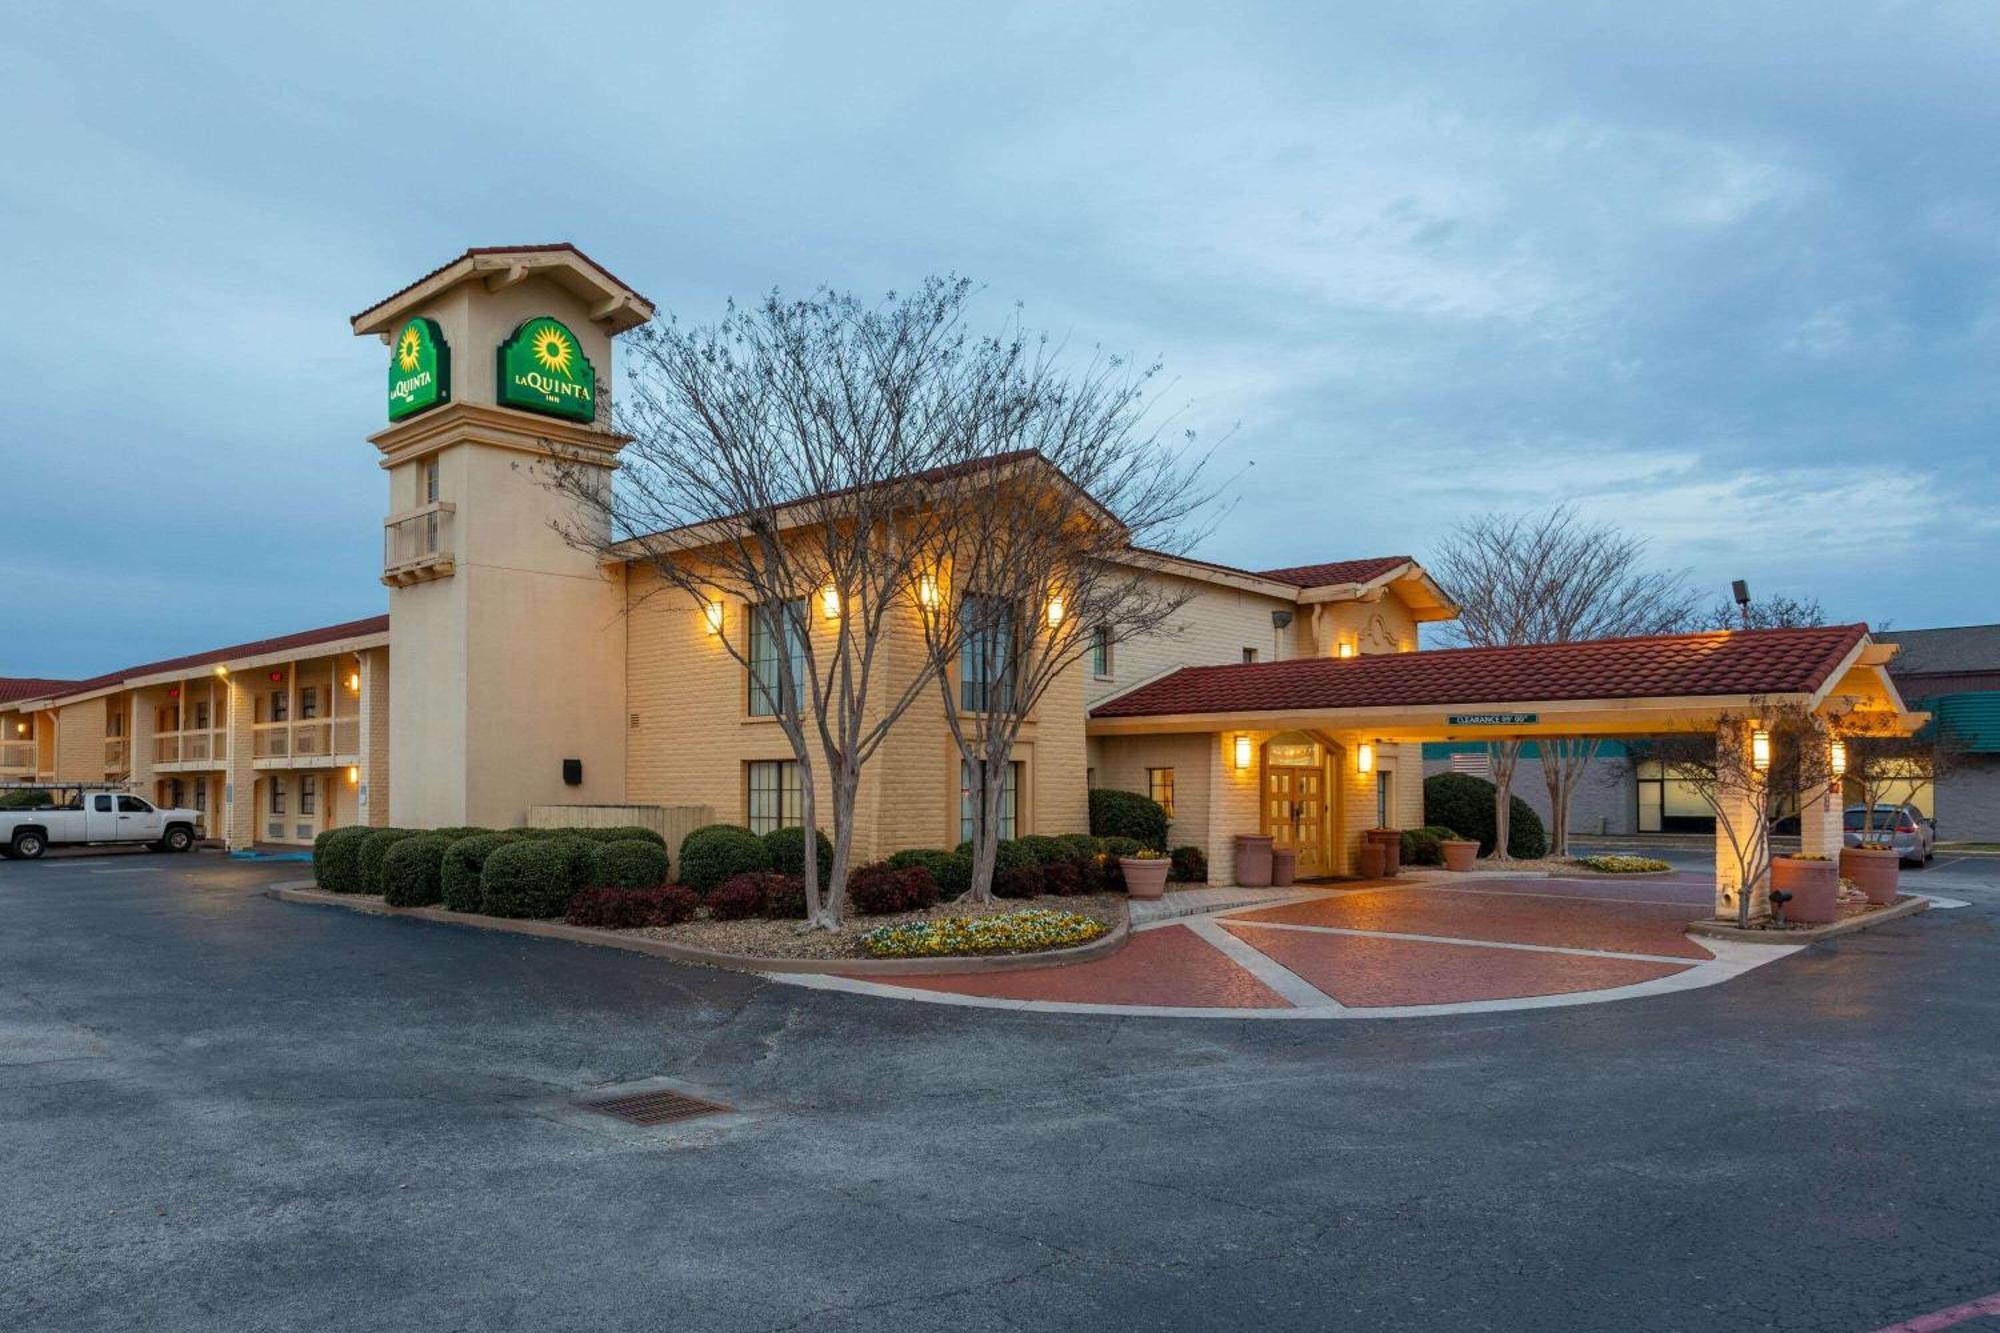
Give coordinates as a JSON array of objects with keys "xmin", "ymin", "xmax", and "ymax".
[
  {"xmin": 1364, "ymin": 827, "xmax": 1403, "ymax": 877},
  {"xmin": 1771, "ymin": 856, "xmax": 1839, "ymax": 925},
  {"xmin": 1271, "ymin": 849, "xmax": 1297, "ymax": 887},
  {"xmin": 1841, "ymin": 846, "xmax": 1900, "ymax": 906},
  {"xmin": 1357, "ymin": 841, "xmax": 1387, "ymax": 879},
  {"xmin": 1234, "ymin": 834, "xmax": 1274, "ymax": 888},
  {"xmin": 1441, "ymin": 839, "xmax": 1480, "ymax": 873},
  {"xmin": 1119, "ymin": 856, "xmax": 1171, "ymax": 900}
]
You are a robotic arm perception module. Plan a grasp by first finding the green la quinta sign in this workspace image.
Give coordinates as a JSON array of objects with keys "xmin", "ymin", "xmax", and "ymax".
[
  {"xmin": 387, "ymin": 317, "xmax": 450, "ymax": 421},
  {"xmin": 497, "ymin": 316, "xmax": 597, "ymax": 422}
]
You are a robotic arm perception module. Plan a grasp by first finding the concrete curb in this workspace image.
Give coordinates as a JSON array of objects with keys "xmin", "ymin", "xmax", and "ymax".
[
  {"xmin": 264, "ymin": 882, "xmax": 1129, "ymax": 976},
  {"xmin": 1686, "ymin": 894, "xmax": 1929, "ymax": 945}
]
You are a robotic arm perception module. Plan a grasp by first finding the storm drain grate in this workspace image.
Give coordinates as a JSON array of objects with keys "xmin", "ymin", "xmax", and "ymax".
[{"xmin": 579, "ymin": 1088, "xmax": 731, "ymax": 1127}]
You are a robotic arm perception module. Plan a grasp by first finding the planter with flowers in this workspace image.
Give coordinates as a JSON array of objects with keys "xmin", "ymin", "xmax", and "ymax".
[{"xmin": 1119, "ymin": 848, "xmax": 1171, "ymax": 900}]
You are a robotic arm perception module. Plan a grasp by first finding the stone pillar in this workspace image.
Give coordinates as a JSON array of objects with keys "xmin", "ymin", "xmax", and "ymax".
[
  {"xmin": 1712, "ymin": 720, "xmax": 1767, "ymax": 921},
  {"xmin": 1797, "ymin": 758, "xmax": 1843, "ymax": 861}
]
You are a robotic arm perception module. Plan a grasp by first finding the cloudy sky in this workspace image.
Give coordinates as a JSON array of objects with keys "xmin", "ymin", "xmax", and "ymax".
[{"xmin": 5, "ymin": 1, "xmax": 1996, "ymax": 675}]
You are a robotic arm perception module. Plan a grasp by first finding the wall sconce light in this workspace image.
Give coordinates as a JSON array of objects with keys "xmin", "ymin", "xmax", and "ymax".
[
  {"xmin": 703, "ymin": 599, "xmax": 725, "ymax": 635},
  {"xmin": 1337, "ymin": 640, "xmax": 1356, "ymax": 659},
  {"xmin": 1751, "ymin": 728, "xmax": 1771, "ymax": 772},
  {"xmin": 1356, "ymin": 741, "xmax": 1376, "ymax": 774},
  {"xmin": 212, "ymin": 665, "xmax": 229, "ymax": 678},
  {"xmin": 1046, "ymin": 594, "xmax": 1065, "ymax": 629},
  {"xmin": 917, "ymin": 573, "xmax": 943, "ymax": 610},
  {"xmin": 13, "ymin": 721, "xmax": 24, "ymax": 736},
  {"xmin": 346, "ymin": 671, "xmax": 361, "ymax": 692},
  {"xmin": 1830, "ymin": 739, "xmax": 1847, "ymax": 777},
  {"xmin": 1232, "ymin": 734, "xmax": 1252, "ymax": 769},
  {"xmin": 346, "ymin": 765, "xmax": 359, "ymax": 785},
  {"xmin": 819, "ymin": 585, "xmax": 841, "ymax": 620}
]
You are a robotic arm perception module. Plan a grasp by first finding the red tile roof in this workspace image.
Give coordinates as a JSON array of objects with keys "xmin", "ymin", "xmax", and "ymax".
[
  {"xmin": 17, "ymin": 615, "xmax": 390, "ymax": 703},
  {"xmin": 0, "ymin": 678, "xmax": 79, "ymax": 707},
  {"xmin": 1091, "ymin": 624, "xmax": 1870, "ymax": 719},
  {"xmin": 1254, "ymin": 556, "xmax": 1413, "ymax": 588}
]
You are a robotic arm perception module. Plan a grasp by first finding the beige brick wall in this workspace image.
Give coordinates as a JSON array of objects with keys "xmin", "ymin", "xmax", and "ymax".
[
  {"xmin": 53, "ymin": 698, "xmax": 106, "ymax": 784},
  {"xmin": 1086, "ymin": 575, "xmax": 1305, "ymax": 706}
]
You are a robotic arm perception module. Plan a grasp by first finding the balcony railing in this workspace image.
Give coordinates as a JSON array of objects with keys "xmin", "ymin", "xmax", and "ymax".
[
  {"xmin": 382, "ymin": 502, "xmax": 455, "ymax": 586},
  {"xmin": 154, "ymin": 730, "xmax": 223, "ymax": 765},
  {"xmin": 0, "ymin": 740, "xmax": 33, "ymax": 770},
  {"xmin": 105, "ymin": 737, "xmax": 129, "ymax": 769},
  {"xmin": 253, "ymin": 719, "xmax": 361, "ymax": 762}
]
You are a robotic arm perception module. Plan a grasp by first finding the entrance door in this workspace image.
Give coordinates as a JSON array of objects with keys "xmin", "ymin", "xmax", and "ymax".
[{"xmin": 1264, "ymin": 762, "xmax": 1327, "ymax": 878}]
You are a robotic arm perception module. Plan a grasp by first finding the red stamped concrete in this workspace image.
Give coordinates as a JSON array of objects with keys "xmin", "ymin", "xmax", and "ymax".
[
  {"xmin": 1222, "ymin": 922, "xmax": 1691, "ymax": 1007},
  {"xmin": 1451, "ymin": 875, "xmax": 1712, "ymax": 907},
  {"xmin": 853, "ymin": 922, "xmax": 1292, "ymax": 1008},
  {"xmin": 1229, "ymin": 882, "xmax": 1715, "ymax": 960}
]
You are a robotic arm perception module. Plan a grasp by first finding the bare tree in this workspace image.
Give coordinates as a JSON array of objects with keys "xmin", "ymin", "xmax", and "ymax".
[
  {"xmin": 1429, "ymin": 505, "xmax": 1699, "ymax": 857},
  {"xmin": 913, "ymin": 358, "xmax": 1216, "ymax": 902},
  {"xmin": 544, "ymin": 277, "xmax": 1030, "ymax": 930},
  {"xmin": 1837, "ymin": 713, "xmax": 1964, "ymax": 845},
  {"xmin": 1702, "ymin": 593, "xmax": 1827, "ymax": 631},
  {"xmin": 1625, "ymin": 702, "xmax": 1834, "ymax": 927}
]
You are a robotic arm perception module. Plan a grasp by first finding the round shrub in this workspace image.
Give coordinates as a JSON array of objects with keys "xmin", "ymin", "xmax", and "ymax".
[
  {"xmin": 955, "ymin": 838, "xmax": 1036, "ymax": 879},
  {"xmin": 1088, "ymin": 788, "xmax": 1169, "ymax": 851},
  {"xmin": 678, "ymin": 824, "xmax": 770, "ymax": 894},
  {"xmin": 356, "ymin": 828, "xmax": 419, "ymax": 895},
  {"xmin": 1399, "ymin": 825, "xmax": 1458, "ymax": 867},
  {"xmin": 1422, "ymin": 774, "xmax": 1547, "ymax": 859},
  {"xmin": 1099, "ymin": 835, "xmax": 1145, "ymax": 859},
  {"xmin": 429, "ymin": 826, "xmax": 493, "ymax": 842},
  {"xmin": 848, "ymin": 861, "xmax": 939, "ymax": 915},
  {"xmin": 762, "ymin": 826, "xmax": 833, "ymax": 883},
  {"xmin": 888, "ymin": 849, "xmax": 971, "ymax": 900},
  {"xmin": 589, "ymin": 825, "xmax": 666, "ymax": 847},
  {"xmin": 1014, "ymin": 835, "xmax": 1076, "ymax": 866},
  {"xmin": 1041, "ymin": 861, "xmax": 1087, "ymax": 896},
  {"xmin": 313, "ymin": 825, "xmax": 374, "ymax": 893},
  {"xmin": 480, "ymin": 839, "xmax": 580, "ymax": 919},
  {"xmin": 756, "ymin": 872, "xmax": 810, "ymax": 920},
  {"xmin": 381, "ymin": 834, "xmax": 452, "ymax": 907},
  {"xmin": 1168, "ymin": 845, "xmax": 1208, "ymax": 883},
  {"xmin": 566, "ymin": 884, "xmax": 699, "ymax": 929},
  {"xmin": 592, "ymin": 838, "xmax": 670, "ymax": 891},
  {"xmin": 707, "ymin": 873, "xmax": 773, "ymax": 921},
  {"xmin": 441, "ymin": 833, "xmax": 515, "ymax": 912}
]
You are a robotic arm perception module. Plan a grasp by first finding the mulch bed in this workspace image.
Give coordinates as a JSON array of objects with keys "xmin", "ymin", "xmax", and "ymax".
[{"xmin": 638, "ymin": 891, "xmax": 1128, "ymax": 961}]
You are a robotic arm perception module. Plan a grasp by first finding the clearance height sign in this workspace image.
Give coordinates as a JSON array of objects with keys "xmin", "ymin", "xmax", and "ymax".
[
  {"xmin": 497, "ymin": 317, "xmax": 597, "ymax": 423},
  {"xmin": 387, "ymin": 318, "xmax": 450, "ymax": 421}
]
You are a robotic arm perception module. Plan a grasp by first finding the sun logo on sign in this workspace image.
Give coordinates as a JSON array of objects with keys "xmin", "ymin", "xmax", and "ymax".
[
  {"xmin": 396, "ymin": 325, "xmax": 424, "ymax": 373},
  {"xmin": 530, "ymin": 324, "xmax": 575, "ymax": 377}
]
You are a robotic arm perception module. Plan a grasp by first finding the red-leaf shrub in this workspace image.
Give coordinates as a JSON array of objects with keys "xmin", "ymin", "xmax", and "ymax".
[
  {"xmin": 706, "ymin": 874, "xmax": 771, "ymax": 921},
  {"xmin": 848, "ymin": 862, "xmax": 938, "ymax": 915},
  {"xmin": 996, "ymin": 865, "xmax": 1044, "ymax": 899},
  {"xmin": 1041, "ymin": 861, "xmax": 1087, "ymax": 896},
  {"xmin": 755, "ymin": 872, "xmax": 809, "ymax": 920},
  {"xmin": 566, "ymin": 884, "xmax": 700, "ymax": 929}
]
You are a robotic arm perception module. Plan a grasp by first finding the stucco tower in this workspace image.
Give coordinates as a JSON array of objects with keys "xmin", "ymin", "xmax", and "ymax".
[{"xmin": 350, "ymin": 245, "xmax": 653, "ymax": 828}]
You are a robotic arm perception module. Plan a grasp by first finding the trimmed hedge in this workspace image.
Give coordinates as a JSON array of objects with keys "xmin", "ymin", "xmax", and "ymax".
[
  {"xmin": 356, "ymin": 828, "xmax": 420, "ymax": 895},
  {"xmin": 848, "ymin": 862, "xmax": 938, "ymax": 915},
  {"xmin": 707, "ymin": 871, "xmax": 800, "ymax": 921},
  {"xmin": 1422, "ymin": 774, "xmax": 1548, "ymax": 859},
  {"xmin": 762, "ymin": 826, "xmax": 833, "ymax": 884},
  {"xmin": 1098, "ymin": 835, "xmax": 1144, "ymax": 859},
  {"xmin": 1014, "ymin": 835, "xmax": 1077, "ymax": 867},
  {"xmin": 565, "ymin": 884, "xmax": 699, "ymax": 929},
  {"xmin": 1398, "ymin": 825, "xmax": 1459, "ymax": 867},
  {"xmin": 1088, "ymin": 788, "xmax": 1169, "ymax": 851},
  {"xmin": 592, "ymin": 838, "xmax": 670, "ymax": 891},
  {"xmin": 313, "ymin": 825, "xmax": 374, "ymax": 893},
  {"xmin": 441, "ymin": 833, "xmax": 515, "ymax": 912},
  {"xmin": 481, "ymin": 838, "xmax": 591, "ymax": 919},
  {"xmin": 678, "ymin": 825, "xmax": 770, "ymax": 893},
  {"xmin": 887, "ymin": 848, "xmax": 972, "ymax": 900},
  {"xmin": 1169, "ymin": 845, "xmax": 1208, "ymax": 883},
  {"xmin": 381, "ymin": 834, "xmax": 452, "ymax": 907},
  {"xmin": 954, "ymin": 838, "xmax": 1036, "ymax": 879}
]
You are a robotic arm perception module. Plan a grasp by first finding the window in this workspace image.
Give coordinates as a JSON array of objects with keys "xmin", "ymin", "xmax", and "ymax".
[
  {"xmin": 960, "ymin": 759, "xmax": 1021, "ymax": 842},
  {"xmin": 299, "ymin": 775, "xmax": 317, "ymax": 816},
  {"xmin": 300, "ymin": 687, "xmax": 319, "ymax": 720},
  {"xmin": 269, "ymin": 690, "xmax": 288, "ymax": 723},
  {"xmin": 193, "ymin": 782, "xmax": 207, "ymax": 812},
  {"xmin": 1147, "ymin": 768, "xmax": 1176, "ymax": 820},
  {"xmin": 423, "ymin": 458, "xmax": 440, "ymax": 505},
  {"xmin": 746, "ymin": 760, "xmax": 802, "ymax": 834},
  {"xmin": 748, "ymin": 600, "xmax": 808, "ymax": 717},
  {"xmin": 118, "ymin": 796, "xmax": 152, "ymax": 813},
  {"xmin": 959, "ymin": 595, "xmax": 1017, "ymax": 713},
  {"xmin": 192, "ymin": 701, "xmax": 210, "ymax": 730},
  {"xmin": 1090, "ymin": 625, "xmax": 1112, "ymax": 678},
  {"xmin": 107, "ymin": 711, "xmax": 124, "ymax": 738},
  {"xmin": 1375, "ymin": 769, "xmax": 1393, "ymax": 826},
  {"xmin": 1242, "ymin": 647, "xmax": 1259, "ymax": 663},
  {"xmin": 93, "ymin": 795, "xmax": 114, "ymax": 813},
  {"xmin": 269, "ymin": 780, "xmax": 286, "ymax": 816}
]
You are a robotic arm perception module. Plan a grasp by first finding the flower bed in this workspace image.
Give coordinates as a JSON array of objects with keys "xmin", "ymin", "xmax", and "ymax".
[
  {"xmin": 861, "ymin": 908, "xmax": 1111, "ymax": 959},
  {"xmin": 1571, "ymin": 854, "xmax": 1672, "ymax": 874}
]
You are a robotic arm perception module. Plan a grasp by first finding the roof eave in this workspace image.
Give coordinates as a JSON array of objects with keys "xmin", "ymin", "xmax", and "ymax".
[{"xmin": 350, "ymin": 245, "xmax": 657, "ymax": 338}]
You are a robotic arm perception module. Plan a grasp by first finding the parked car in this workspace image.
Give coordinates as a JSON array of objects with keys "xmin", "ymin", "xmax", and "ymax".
[
  {"xmin": 1843, "ymin": 803, "xmax": 1934, "ymax": 866},
  {"xmin": 0, "ymin": 788, "xmax": 202, "ymax": 860}
]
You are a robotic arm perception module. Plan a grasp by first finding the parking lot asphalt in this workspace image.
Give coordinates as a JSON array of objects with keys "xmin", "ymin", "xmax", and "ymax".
[{"xmin": 4, "ymin": 846, "xmax": 1999, "ymax": 1332}]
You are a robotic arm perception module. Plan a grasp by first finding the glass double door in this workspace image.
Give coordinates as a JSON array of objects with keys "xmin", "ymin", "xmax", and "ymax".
[{"xmin": 1264, "ymin": 764, "xmax": 1328, "ymax": 878}]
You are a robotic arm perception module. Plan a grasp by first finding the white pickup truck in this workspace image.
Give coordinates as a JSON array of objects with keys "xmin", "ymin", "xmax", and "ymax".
[{"xmin": 0, "ymin": 789, "xmax": 202, "ymax": 859}]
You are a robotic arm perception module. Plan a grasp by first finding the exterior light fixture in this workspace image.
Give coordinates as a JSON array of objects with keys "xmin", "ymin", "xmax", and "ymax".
[
  {"xmin": 1830, "ymin": 739, "xmax": 1847, "ymax": 777},
  {"xmin": 212, "ymin": 665, "xmax": 229, "ymax": 678},
  {"xmin": 1751, "ymin": 728, "xmax": 1771, "ymax": 772},
  {"xmin": 1233, "ymin": 734, "xmax": 1252, "ymax": 769},
  {"xmin": 1046, "ymin": 594, "xmax": 1065, "ymax": 629},
  {"xmin": 346, "ymin": 765, "xmax": 359, "ymax": 785},
  {"xmin": 1337, "ymin": 640, "xmax": 1355, "ymax": 659},
  {"xmin": 819, "ymin": 585, "xmax": 841, "ymax": 620},
  {"xmin": 346, "ymin": 671, "xmax": 361, "ymax": 692},
  {"xmin": 917, "ymin": 573, "xmax": 943, "ymax": 610},
  {"xmin": 13, "ymin": 721, "xmax": 24, "ymax": 736},
  {"xmin": 703, "ymin": 599, "xmax": 725, "ymax": 636},
  {"xmin": 1356, "ymin": 741, "xmax": 1376, "ymax": 774}
]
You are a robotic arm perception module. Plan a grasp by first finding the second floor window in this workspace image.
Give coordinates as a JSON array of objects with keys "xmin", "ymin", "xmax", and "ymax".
[
  {"xmin": 423, "ymin": 458, "xmax": 440, "ymax": 505},
  {"xmin": 748, "ymin": 600, "xmax": 808, "ymax": 717},
  {"xmin": 959, "ymin": 595, "xmax": 1016, "ymax": 713},
  {"xmin": 300, "ymin": 686, "xmax": 319, "ymax": 719},
  {"xmin": 1242, "ymin": 647, "xmax": 1259, "ymax": 664},
  {"xmin": 1090, "ymin": 625, "xmax": 1112, "ymax": 678},
  {"xmin": 192, "ymin": 701, "xmax": 210, "ymax": 730},
  {"xmin": 269, "ymin": 690, "xmax": 288, "ymax": 723}
]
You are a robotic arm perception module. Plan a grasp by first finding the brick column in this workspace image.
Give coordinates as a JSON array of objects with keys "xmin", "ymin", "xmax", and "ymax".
[
  {"xmin": 1712, "ymin": 720, "xmax": 1767, "ymax": 921},
  {"xmin": 1797, "ymin": 752, "xmax": 1843, "ymax": 861}
]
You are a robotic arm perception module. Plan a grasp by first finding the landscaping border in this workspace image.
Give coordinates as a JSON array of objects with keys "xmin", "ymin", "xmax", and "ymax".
[
  {"xmin": 265, "ymin": 882, "xmax": 1130, "ymax": 975},
  {"xmin": 1686, "ymin": 894, "xmax": 1929, "ymax": 945}
]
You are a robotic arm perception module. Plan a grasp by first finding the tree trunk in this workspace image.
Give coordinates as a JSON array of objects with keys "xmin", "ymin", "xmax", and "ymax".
[
  {"xmin": 966, "ymin": 751, "xmax": 1011, "ymax": 904},
  {"xmin": 1490, "ymin": 741, "xmax": 1520, "ymax": 859}
]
